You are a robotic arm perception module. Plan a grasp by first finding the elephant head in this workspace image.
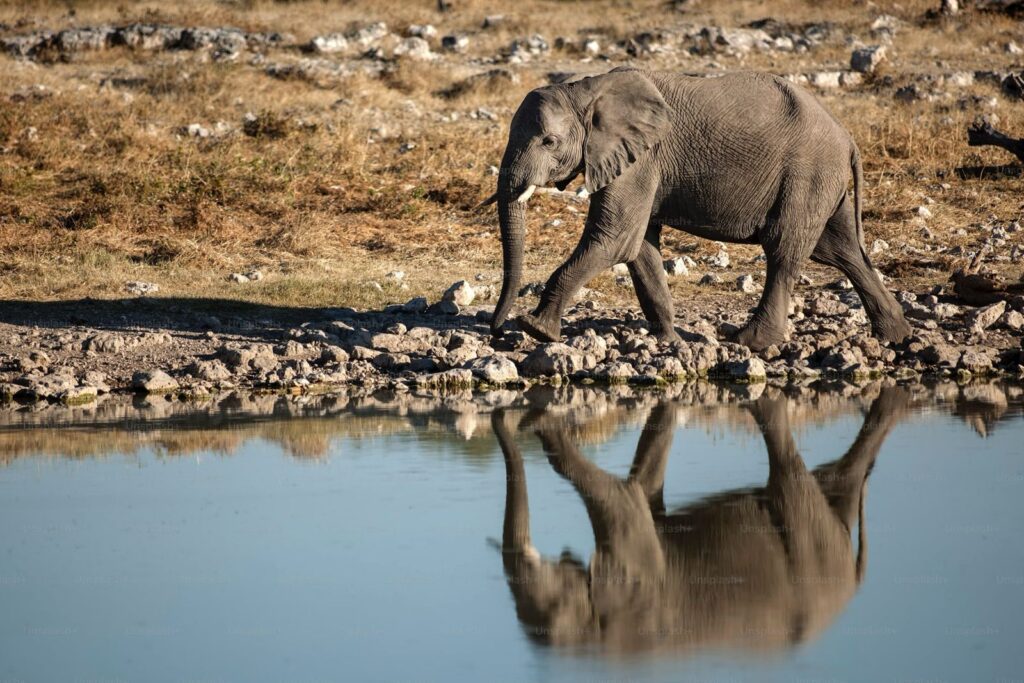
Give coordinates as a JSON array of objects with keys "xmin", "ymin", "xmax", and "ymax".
[{"xmin": 489, "ymin": 69, "xmax": 672, "ymax": 335}]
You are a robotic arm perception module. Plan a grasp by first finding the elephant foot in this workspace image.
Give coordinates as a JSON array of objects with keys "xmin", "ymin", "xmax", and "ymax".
[
  {"xmin": 873, "ymin": 314, "xmax": 913, "ymax": 345},
  {"xmin": 732, "ymin": 321, "xmax": 786, "ymax": 352},
  {"xmin": 653, "ymin": 327, "xmax": 682, "ymax": 345},
  {"xmin": 517, "ymin": 313, "xmax": 562, "ymax": 343}
]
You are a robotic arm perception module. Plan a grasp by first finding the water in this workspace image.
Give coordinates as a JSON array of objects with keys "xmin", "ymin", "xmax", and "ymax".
[{"xmin": 1, "ymin": 382, "xmax": 1022, "ymax": 683}]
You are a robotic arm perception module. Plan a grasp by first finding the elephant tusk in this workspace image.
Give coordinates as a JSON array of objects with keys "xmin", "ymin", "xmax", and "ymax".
[{"xmin": 516, "ymin": 185, "xmax": 537, "ymax": 203}]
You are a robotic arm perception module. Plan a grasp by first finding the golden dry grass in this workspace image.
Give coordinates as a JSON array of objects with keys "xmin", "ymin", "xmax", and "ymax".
[{"xmin": 0, "ymin": 0, "xmax": 1021, "ymax": 308}]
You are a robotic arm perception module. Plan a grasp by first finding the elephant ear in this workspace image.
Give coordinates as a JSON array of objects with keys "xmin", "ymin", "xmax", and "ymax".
[{"xmin": 583, "ymin": 71, "xmax": 671, "ymax": 193}]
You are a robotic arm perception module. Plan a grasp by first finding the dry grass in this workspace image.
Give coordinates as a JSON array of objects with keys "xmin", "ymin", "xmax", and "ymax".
[{"xmin": 0, "ymin": 0, "xmax": 1022, "ymax": 309}]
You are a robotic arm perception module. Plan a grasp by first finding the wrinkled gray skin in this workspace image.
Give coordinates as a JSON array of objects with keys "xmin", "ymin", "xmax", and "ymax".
[
  {"xmin": 492, "ymin": 387, "xmax": 910, "ymax": 653},
  {"xmin": 490, "ymin": 68, "xmax": 912, "ymax": 350}
]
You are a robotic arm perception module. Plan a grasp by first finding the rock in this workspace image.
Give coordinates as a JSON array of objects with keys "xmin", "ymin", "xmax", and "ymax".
[
  {"xmin": 393, "ymin": 36, "xmax": 434, "ymax": 60},
  {"xmin": 185, "ymin": 359, "xmax": 233, "ymax": 381},
  {"xmin": 83, "ymin": 332, "xmax": 125, "ymax": 353},
  {"xmin": 809, "ymin": 71, "xmax": 842, "ymax": 89},
  {"xmin": 568, "ymin": 329, "xmax": 608, "ymax": 362},
  {"xmin": 520, "ymin": 343, "xmax": 586, "ymax": 376},
  {"xmin": 229, "ymin": 272, "xmax": 250, "ymax": 283},
  {"xmin": 17, "ymin": 351, "xmax": 50, "ymax": 372},
  {"xmin": 125, "ymin": 281, "xmax": 159, "ymax": 295},
  {"xmin": 320, "ymin": 346, "xmax": 350, "ymax": 364},
  {"xmin": 958, "ymin": 350, "xmax": 993, "ymax": 375},
  {"xmin": 723, "ymin": 357, "xmax": 767, "ymax": 382},
  {"xmin": 920, "ymin": 343, "xmax": 960, "ymax": 367},
  {"xmin": 467, "ymin": 355, "xmax": 518, "ymax": 383},
  {"xmin": 407, "ymin": 24, "xmax": 437, "ymax": 39},
  {"xmin": 482, "ymin": 15, "xmax": 505, "ymax": 29},
  {"xmin": 808, "ymin": 294, "xmax": 849, "ymax": 317},
  {"xmin": 402, "ymin": 296, "xmax": 428, "ymax": 313},
  {"xmin": 218, "ymin": 344, "xmax": 278, "ymax": 372},
  {"xmin": 132, "ymin": 370, "xmax": 179, "ymax": 394},
  {"xmin": 416, "ymin": 368, "xmax": 474, "ymax": 388},
  {"xmin": 1000, "ymin": 309, "xmax": 1024, "ymax": 331},
  {"xmin": 443, "ymin": 280, "xmax": 476, "ymax": 307},
  {"xmin": 441, "ymin": 34, "xmax": 469, "ymax": 52},
  {"xmin": 708, "ymin": 247, "xmax": 730, "ymax": 268},
  {"xmin": 435, "ymin": 299, "xmax": 460, "ymax": 315},
  {"xmin": 699, "ymin": 273, "xmax": 721, "ymax": 286},
  {"xmin": 915, "ymin": 205, "xmax": 932, "ymax": 219},
  {"xmin": 597, "ymin": 361, "xmax": 636, "ymax": 383},
  {"xmin": 308, "ymin": 32, "xmax": 349, "ymax": 53},
  {"xmin": 664, "ymin": 257, "xmax": 690, "ymax": 277},
  {"xmin": 851, "ymin": 45, "xmax": 887, "ymax": 74},
  {"xmin": 736, "ymin": 274, "xmax": 757, "ymax": 293},
  {"xmin": 81, "ymin": 370, "xmax": 110, "ymax": 393},
  {"xmin": 870, "ymin": 239, "xmax": 890, "ymax": 255},
  {"xmin": 966, "ymin": 301, "xmax": 1006, "ymax": 334},
  {"xmin": 384, "ymin": 270, "xmax": 405, "ymax": 283},
  {"xmin": 244, "ymin": 269, "xmax": 264, "ymax": 282},
  {"xmin": 612, "ymin": 263, "xmax": 630, "ymax": 276},
  {"xmin": 58, "ymin": 385, "xmax": 98, "ymax": 405}
]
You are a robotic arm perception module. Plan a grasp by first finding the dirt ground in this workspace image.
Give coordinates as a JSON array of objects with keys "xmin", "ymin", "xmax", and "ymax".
[{"xmin": 0, "ymin": 0, "xmax": 1022, "ymax": 398}]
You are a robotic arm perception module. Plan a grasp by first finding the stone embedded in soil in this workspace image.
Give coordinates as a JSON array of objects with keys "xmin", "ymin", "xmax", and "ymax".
[
  {"xmin": 131, "ymin": 370, "xmax": 179, "ymax": 394},
  {"xmin": 402, "ymin": 296, "xmax": 428, "ymax": 313},
  {"xmin": 125, "ymin": 281, "xmax": 159, "ymax": 295},
  {"xmin": 851, "ymin": 45, "xmax": 887, "ymax": 74},
  {"xmin": 1001, "ymin": 310, "xmax": 1024, "ymax": 331},
  {"xmin": 185, "ymin": 359, "xmax": 233, "ymax": 381},
  {"xmin": 722, "ymin": 357, "xmax": 767, "ymax": 382},
  {"xmin": 699, "ymin": 273, "xmax": 721, "ymax": 286},
  {"xmin": 736, "ymin": 274, "xmax": 758, "ymax": 293},
  {"xmin": 966, "ymin": 301, "xmax": 1007, "ymax": 334},
  {"xmin": 466, "ymin": 355, "xmax": 518, "ymax": 384},
  {"xmin": 520, "ymin": 343, "xmax": 586, "ymax": 376},
  {"xmin": 664, "ymin": 257, "xmax": 690, "ymax": 277},
  {"xmin": 958, "ymin": 350, "xmax": 993, "ymax": 375},
  {"xmin": 83, "ymin": 332, "xmax": 125, "ymax": 353},
  {"xmin": 443, "ymin": 280, "xmax": 476, "ymax": 307}
]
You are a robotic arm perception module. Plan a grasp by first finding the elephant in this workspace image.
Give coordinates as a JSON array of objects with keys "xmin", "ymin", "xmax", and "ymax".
[
  {"xmin": 492, "ymin": 387, "xmax": 910, "ymax": 653},
  {"xmin": 486, "ymin": 68, "xmax": 912, "ymax": 351}
]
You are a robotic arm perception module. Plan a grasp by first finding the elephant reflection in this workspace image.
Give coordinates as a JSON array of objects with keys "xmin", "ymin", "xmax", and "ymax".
[{"xmin": 493, "ymin": 387, "xmax": 910, "ymax": 653}]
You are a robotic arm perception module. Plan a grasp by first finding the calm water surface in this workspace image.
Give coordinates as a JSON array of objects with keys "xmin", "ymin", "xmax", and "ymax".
[{"xmin": 1, "ymin": 383, "xmax": 1022, "ymax": 682}]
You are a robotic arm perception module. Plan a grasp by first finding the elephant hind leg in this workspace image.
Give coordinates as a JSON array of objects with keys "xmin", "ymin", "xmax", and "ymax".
[
  {"xmin": 627, "ymin": 225, "xmax": 680, "ymax": 343},
  {"xmin": 810, "ymin": 195, "xmax": 912, "ymax": 343}
]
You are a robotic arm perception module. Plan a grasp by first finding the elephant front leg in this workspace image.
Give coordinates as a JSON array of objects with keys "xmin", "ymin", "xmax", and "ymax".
[{"xmin": 519, "ymin": 175, "xmax": 658, "ymax": 343}]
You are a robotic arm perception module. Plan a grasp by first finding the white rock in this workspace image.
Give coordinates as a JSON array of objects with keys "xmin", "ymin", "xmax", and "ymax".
[
  {"xmin": 612, "ymin": 263, "xmax": 630, "ymax": 276},
  {"xmin": 871, "ymin": 239, "xmax": 890, "ymax": 255},
  {"xmin": 736, "ymin": 274, "xmax": 758, "ymax": 293},
  {"xmin": 393, "ymin": 36, "xmax": 434, "ymax": 60},
  {"xmin": 132, "ymin": 370, "xmax": 179, "ymax": 394},
  {"xmin": 125, "ymin": 281, "xmax": 159, "ymax": 295},
  {"xmin": 229, "ymin": 272, "xmax": 250, "ymax": 283},
  {"xmin": 467, "ymin": 355, "xmax": 518, "ymax": 383},
  {"xmin": 384, "ymin": 270, "xmax": 406, "ymax": 283},
  {"xmin": 664, "ymin": 257, "xmax": 689, "ymax": 277},
  {"xmin": 443, "ymin": 280, "xmax": 476, "ymax": 307},
  {"xmin": 708, "ymin": 248, "xmax": 730, "ymax": 268},
  {"xmin": 310, "ymin": 33, "xmax": 349, "ymax": 54},
  {"xmin": 916, "ymin": 205, "xmax": 932, "ymax": 219}
]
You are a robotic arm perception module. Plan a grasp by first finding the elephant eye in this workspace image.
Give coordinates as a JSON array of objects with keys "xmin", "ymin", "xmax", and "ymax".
[{"xmin": 541, "ymin": 135, "xmax": 558, "ymax": 148}]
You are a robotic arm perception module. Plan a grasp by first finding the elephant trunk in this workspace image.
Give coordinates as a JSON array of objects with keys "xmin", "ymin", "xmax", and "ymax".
[{"xmin": 491, "ymin": 183, "xmax": 529, "ymax": 336}]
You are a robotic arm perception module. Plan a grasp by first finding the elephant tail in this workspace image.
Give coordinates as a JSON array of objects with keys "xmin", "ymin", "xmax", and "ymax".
[{"xmin": 851, "ymin": 144, "xmax": 866, "ymax": 252}]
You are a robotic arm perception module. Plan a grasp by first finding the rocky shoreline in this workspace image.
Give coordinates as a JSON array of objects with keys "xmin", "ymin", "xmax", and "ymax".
[{"xmin": 1, "ymin": 272, "xmax": 1022, "ymax": 408}]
